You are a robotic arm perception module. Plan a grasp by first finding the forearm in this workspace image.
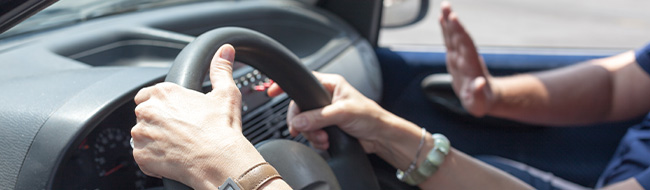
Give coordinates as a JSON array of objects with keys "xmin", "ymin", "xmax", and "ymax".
[
  {"xmin": 419, "ymin": 148, "xmax": 531, "ymax": 189},
  {"xmin": 487, "ymin": 61, "xmax": 613, "ymax": 126},
  {"xmin": 486, "ymin": 51, "xmax": 650, "ymax": 126},
  {"xmin": 374, "ymin": 113, "xmax": 431, "ymax": 170},
  {"xmin": 374, "ymin": 114, "xmax": 531, "ymax": 189},
  {"xmin": 601, "ymin": 178, "xmax": 643, "ymax": 190},
  {"xmin": 190, "ymin": 136, "xmax": 293, "ymax": 190}
]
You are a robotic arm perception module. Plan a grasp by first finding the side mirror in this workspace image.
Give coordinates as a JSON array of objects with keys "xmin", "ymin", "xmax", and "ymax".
[{"xmin": 381, "ymin": 0, "xmax": 429, "ymax": 28}]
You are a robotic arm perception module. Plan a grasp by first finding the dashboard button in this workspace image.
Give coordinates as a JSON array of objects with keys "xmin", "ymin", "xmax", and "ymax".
[{"xmin": 253, "ymin": 85, "xmax": 266, "ymax": 91}]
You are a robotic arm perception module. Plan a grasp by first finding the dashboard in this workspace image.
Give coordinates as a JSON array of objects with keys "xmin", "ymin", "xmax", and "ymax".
[
  {"xmin": 0, "ymin": 1, "xmax": 382, "ymax": 189},
  {"xmin": 52, "ymin": 64, "xmax": 305, "ymax": 189},
  {"xmin": 54, "ymin": 63, "xmax": 310, "ymax": 189},
  {"xmin": 54, "ymin": 102, "xmax": 157, "ymax": 189}
]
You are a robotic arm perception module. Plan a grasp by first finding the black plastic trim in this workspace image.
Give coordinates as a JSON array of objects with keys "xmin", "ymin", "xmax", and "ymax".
[
  {"xmin": 318, "ymin": 0, "xmax": 383, "ymax": 47},
  {"xmin": 14, "ymin": 68, "xmax": 166, "ymax": 190},
  {"xmin": 0, "ymin": 0, "xmax": 57, "ymax": 34}
]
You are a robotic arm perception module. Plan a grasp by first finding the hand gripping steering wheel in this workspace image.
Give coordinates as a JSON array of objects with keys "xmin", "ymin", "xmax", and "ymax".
[{"xmin": 162, "ymin": 27, "xmax": 379, "ymax": 190}]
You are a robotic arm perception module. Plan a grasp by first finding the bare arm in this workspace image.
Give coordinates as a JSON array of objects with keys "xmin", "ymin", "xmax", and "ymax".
[
  {"xmin": 441, "ymin": 2, "xmax": 650, "ymax": 126},
  {"xmin": 488, "ymin": 51, "xmax": 650, "ymax": 125},
  {"xmin": 376, "ymin": 115, "xmax": 533, "ymax": 190},
  {"xmin": 273, "ymin": 72, "xmax": 532, "ymax": 190},
  {"xmin": 602, "ymin": 178, "xmax": 644, "ymax": 190}
]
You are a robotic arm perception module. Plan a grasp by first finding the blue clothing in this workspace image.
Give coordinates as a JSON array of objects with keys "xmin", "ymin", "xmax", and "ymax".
[
  {"xmin": 636, "ymin": 43, "xmax": 650, "ymax": 75},
  {"xmin": 597, "ymin": 114, "xmax": 650, "ymax": 189},
  {"xmin": 596, "ymin": 43, "xmax": 650, "ymax": 189},
  {"xmin": 479, "ymin": 156, "xmax": 587, "ymax": 190},
  {"xmin": 485, "ymin": 43, "xmax": 650, "ymax": 189}
]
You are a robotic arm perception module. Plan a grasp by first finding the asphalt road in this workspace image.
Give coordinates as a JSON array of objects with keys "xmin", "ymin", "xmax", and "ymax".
[{"xmin": 379, "ymin": 0, "xmax": 650, "ymax": 49}]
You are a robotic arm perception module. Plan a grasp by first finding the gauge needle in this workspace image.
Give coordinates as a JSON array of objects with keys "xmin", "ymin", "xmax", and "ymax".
[{"xmin": 103, "ymin": 164, "xmax": 125, "ymax": 177}]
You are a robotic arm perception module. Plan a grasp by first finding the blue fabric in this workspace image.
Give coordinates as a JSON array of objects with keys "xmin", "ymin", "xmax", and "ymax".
[
  {"xmin": 478, "ymin": 156, "xmax": 559, "ymax": 190},
  {"xmin": 597, "ymin": 113, "xmax": 650, "ymax": 189},
  {"xmin": 638, "ymin": 169, "xmax": 650, "ymax": 190},
  {"xmin": 595, "ymin": 43, "xmax": 650, "ymax": 189},
  {"xmin": 637, "ymin": 43, "xmax": 650, "ymax": 75}
]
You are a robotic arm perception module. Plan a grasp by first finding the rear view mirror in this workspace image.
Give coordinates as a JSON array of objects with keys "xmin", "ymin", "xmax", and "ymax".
[{"xmin": 381, "ymin": 0, "xmax": 429, "ymax": 28}]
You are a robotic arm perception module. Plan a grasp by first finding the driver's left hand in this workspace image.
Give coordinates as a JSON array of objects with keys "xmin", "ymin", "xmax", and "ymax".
[{"xmin": 131, "ymin": 44, "xmax": 266, "ymax": 190}]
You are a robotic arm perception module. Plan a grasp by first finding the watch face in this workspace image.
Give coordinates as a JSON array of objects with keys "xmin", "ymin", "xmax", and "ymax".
[
  {"xmin": 221, "ymin": 184, "xmax": 237, "ymax": 190},
  {"xmin": 218, "ymin": 178, "xmax": 241, "ymax": 190}
]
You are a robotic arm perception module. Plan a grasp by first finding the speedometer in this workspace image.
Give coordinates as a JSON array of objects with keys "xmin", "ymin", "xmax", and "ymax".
[
  {"xmin": 93, "ymin": 127, "xmax": 130, "ymax": 177},
  {"xmin": 92, "ymin": 127, "xmax": 148, "ymax": 189},
  {"xmin": 53, "ymin": 103, "xmax": 163, "ymax": 189}
]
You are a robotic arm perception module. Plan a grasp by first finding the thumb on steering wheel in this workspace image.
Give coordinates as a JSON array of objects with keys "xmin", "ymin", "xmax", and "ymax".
[{"xmin": 208, "ymin": 44, "xmax": 237, "ymax": 95}]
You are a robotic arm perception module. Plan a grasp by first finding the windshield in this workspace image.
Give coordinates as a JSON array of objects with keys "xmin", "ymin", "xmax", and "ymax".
[{"xmin": 0, "ymin": 0, "xmax": 216, "ymax": 39}]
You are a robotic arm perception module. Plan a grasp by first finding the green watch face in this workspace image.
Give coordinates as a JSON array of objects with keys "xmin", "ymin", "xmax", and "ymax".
[
  {"xmin": 218, "ymin": 178, "xmax": 241, "ymax": 190},
  {"xmin": 396, "ymin": 133, "xmax": 452, "ymax": 186}
]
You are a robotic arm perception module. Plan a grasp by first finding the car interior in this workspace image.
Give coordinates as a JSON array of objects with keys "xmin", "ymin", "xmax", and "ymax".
[{"xmin": 0, "ymin": 0, "xmax": 641, "ymax": 189}]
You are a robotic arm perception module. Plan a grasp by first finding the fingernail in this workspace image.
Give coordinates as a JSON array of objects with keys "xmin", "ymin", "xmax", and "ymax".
[
  {"xmin": 292, "ymin": 116, "xmax": 307, "ymax": 130},
  {"xmin": 219, "ymin": 44, "xmax": 234, "ymax": 62}
]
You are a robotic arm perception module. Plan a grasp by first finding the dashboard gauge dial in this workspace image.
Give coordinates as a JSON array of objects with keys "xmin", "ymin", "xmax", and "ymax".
[
  {"xmin": 93, "ymin": 127, "xmax": 131, "ymax": 177},
  {"xmin": 92, "ymin": 127, "xmax": 148, "ymax": 189},
  {"xmin": 53, "ymin": 103, "xmax": 163, "ymax": 189}
]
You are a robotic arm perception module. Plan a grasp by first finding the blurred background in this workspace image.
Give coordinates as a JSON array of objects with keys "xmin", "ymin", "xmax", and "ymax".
[{"xmin": 380, "ymin": 0, "xmax": 650, "ymax": 49}]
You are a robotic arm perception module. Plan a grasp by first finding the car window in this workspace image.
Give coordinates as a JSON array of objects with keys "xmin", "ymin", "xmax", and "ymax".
[{"xmin": 380, "ymin": 0, "xmax": 650, "ymax": 49}]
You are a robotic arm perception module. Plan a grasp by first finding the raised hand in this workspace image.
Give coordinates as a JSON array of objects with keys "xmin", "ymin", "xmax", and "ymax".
[{"xmin": 440, "ymin": 1, "xmax": 495, "ymax": 117}]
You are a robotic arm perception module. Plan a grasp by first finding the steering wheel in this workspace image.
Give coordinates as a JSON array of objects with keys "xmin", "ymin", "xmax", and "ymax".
[{"xmin": 161, "ymin": 27, "xmax": 380, "ymax": 190}]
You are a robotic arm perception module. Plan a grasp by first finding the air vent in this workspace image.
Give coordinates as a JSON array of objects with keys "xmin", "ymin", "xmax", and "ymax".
[{"xmin": 243, "ymin": 97, "xmax": 307, "ymax": 145}]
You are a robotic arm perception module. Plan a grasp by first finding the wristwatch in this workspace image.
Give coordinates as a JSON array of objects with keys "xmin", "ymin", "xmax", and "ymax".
[
  {"xmin": 417, "ymin": 133, "xmax": 450, "ymax": 177},
  {"xmin": 219, "ymin": 178, "xmax": 242, "ymax": 190},
  {"xmin": 218, "ymin": 162, "xmax": 282, "ymax": 190},
  {"xmin": 397, "ymin": 133, "xmax": 450, "ymax": 186}
]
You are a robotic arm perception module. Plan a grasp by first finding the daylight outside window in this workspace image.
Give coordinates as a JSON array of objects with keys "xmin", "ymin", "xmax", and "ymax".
[{"xmin": 380, "ymin": 0, "xmax": 650, "ymax": 50}]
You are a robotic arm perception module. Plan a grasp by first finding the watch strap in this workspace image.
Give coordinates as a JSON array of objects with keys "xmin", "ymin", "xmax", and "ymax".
[
  {"xmin": 236, "ymin": 162, "xmax": 282, "ymax": 190},
  {"xmin": 417, "ymin": 133, "xmax": 450, "ymax": 177}
]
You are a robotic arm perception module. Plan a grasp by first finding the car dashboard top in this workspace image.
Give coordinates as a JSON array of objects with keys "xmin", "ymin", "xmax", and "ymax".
[{"xmin": 0, "ymin": 1, "xmax": 382, "ymax": 189}]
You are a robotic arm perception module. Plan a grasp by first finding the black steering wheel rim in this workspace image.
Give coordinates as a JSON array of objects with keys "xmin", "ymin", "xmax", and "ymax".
[{"xmin": 162, "ymin": 27, "xmax": 379, "ymax": 189}]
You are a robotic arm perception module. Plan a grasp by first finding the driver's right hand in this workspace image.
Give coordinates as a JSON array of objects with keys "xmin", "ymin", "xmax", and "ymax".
[{"xmin": 267, "ymin": 72, "xmax": 400, "ymax": 153}]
